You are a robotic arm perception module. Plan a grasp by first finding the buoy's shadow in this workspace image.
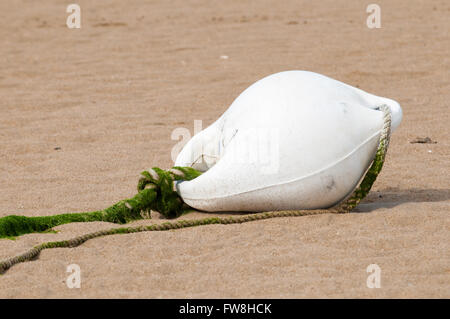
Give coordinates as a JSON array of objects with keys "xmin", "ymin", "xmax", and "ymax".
[
  {"xmin": 354, "ymin": 187, "xmax": 450, "ymax": 213},
  {"xmin": 183, "ymin": 188, "xmax": 450, "ymax": 216}
]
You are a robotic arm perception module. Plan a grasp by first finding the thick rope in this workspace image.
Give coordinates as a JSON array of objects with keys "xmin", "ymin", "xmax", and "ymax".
[
  {"xmin": 0, "ymin": 167, "xmax": 202, "ymax": 239},
  {"xmin": 0, "ymin": 106, "xmax": 391, "ymax": 273}
]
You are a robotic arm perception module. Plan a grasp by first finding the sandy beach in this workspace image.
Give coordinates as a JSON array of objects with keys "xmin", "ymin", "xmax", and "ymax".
[{"xmin": 0, "ymin": 0, "xmax": 449, "ymax": 298}]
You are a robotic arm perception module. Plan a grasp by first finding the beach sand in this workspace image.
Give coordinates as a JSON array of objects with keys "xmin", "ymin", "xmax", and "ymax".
[{"xmin": 0, "ymin": 0, "xmax": 448, "ymax": 298}]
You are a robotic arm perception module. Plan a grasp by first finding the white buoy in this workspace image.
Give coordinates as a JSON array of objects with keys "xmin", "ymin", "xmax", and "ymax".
[{"xmin": 175, "ymin": 71, "xmax": 402, "ymax": 212}]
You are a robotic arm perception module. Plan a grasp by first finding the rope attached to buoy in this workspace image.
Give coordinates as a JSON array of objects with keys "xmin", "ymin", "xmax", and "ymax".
[{"xmin": 0, "ymin": 105, "xmax": 391, "ymax": 274}]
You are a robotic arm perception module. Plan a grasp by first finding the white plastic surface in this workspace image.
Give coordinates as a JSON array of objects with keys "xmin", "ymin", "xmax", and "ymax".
[{"xmin": 175, "ymin": 71, "xmax": 402, "ymax": 212}]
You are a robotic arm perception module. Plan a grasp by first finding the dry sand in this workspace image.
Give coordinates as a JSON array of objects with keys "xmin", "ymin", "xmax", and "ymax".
[{"xmin": 0, "ymin": 0, "xmax": 449, "ymax": 298}]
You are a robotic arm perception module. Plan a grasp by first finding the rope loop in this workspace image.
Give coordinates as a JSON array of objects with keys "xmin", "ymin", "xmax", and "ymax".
[{"xmin": 137, "ymin": 166, "xmax": 202, "ymax": 218}]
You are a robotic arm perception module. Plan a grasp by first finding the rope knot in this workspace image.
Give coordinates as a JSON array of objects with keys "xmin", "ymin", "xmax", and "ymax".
[{"xmin": 137, "ymin": 166, "xmax": 202, "ymax": 218}]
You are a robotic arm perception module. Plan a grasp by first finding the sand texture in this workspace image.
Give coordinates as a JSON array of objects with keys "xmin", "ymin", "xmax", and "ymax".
[{"xmin": 0, "ymin": 0, "xmax": 449, "ymax": 298}]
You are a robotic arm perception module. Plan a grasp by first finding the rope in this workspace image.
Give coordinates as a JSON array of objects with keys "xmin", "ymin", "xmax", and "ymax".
[
  {"xmin": 0, "ymin": 105, "xmax": 391, "ymax": 274},
  {"xmin": 0, "ymin": 167, "xmax": 202, "ymax": 238}
]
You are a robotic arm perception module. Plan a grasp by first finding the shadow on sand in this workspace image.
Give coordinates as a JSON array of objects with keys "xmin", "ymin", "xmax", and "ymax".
[
  {"xmin": 181, "ymin": 188, "xmax": 450, "ymax": 217},
  {"xmin": 354, "ymin": 187, "xmax": 450, "ymax": 213}
]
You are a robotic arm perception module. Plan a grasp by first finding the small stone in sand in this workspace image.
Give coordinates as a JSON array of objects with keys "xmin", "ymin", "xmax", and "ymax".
[{"xmin": 410, "ymin": 137, "xmax": 437, "ymax": 144}]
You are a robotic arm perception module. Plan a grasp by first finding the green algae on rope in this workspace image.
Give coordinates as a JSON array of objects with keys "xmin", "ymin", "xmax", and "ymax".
[{"xmin": 0, "ymin": 166, "xmax": 202, "ymax": 239}]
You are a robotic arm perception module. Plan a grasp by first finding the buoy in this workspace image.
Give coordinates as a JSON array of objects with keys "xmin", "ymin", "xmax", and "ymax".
[
  {"xmin": 0, "ymin": 71, "xmax": 401, "ymax": 273},
  {"xmin": 175, "ymin": 71, "xmax": 402, "ymax": 212}
]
